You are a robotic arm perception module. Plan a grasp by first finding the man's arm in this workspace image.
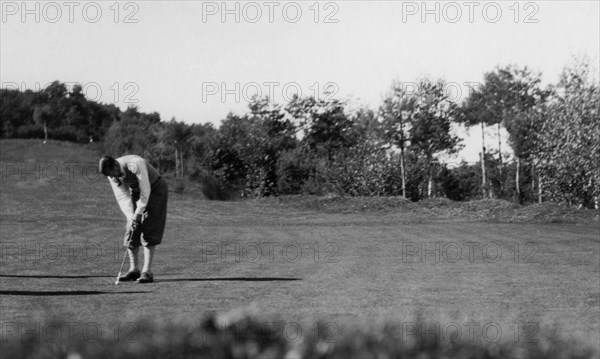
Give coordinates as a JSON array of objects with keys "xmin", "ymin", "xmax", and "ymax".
[
  {"xmin": 129, "ymin": 158, "xmax": 151, "ymax": 219},
  {"xmin": 109, "ymin": 178, "xmax": 135, "ymax": 221}
]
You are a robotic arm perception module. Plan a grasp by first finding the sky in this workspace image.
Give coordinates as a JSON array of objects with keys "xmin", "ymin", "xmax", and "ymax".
[{"xmin": 1, "ymin": 0, "xmax": 599, "ymax": 161}]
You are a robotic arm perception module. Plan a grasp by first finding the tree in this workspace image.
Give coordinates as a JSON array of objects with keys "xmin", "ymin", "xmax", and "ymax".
[
  {"xmin": 0, "ymin": 88, "xmax": 39, "ymax": 138},
  {"xmin": 164, "ymin": 118, "xmax": 192, "ymax": 178},
  {"xmin": 61, "ymin": 84, "xmax": 94, "ymax": 142},
  {"xmin": 247, "ymin": 96, "xmax": 297, "ymax": 194},
  {"xmin": 285, "ymin": 95, "xmax": 354, "ymax": 161},
  {"xmin": 103, "ymin": 106, "xmax": 161, "ymax": 158},
  {"xmin": 409, "ymin": 79, "xmax": 461, "ymax": 197},
  {"xmin": 31, "ymin": 81, "xmax": 69, "ymax": 143},
  {"xmin": 500, "ymin": 67, "xmax": 548, "ymax": 203},
  {"xmin": 459, "ymin": 65, "xmax": 547, "ymax": 201},
  {"xmin": 319, "ymin": 107, "xmax": 394, "ymax": 196},
  {"xmin": 536, "ymin": 57, "xmax": 600, "ymax": 208},
  {"xmin": 1, "ymin": 81, "xmax": 122, "ymax": 143},
  {"xmin": 248, "ymin": 95, "xmax": 297, "ymax": 153},
  {"xmin": 380, "ymin": 82, "xmax": 417, "ymax": 198},
  {"xmin": 188, "ymin": 122, "xmax": 216, "ymax": 172},
  {"xmin": 207, "ymin": 113, "xmax": 262, "ymax": 195},
  {"xmin": 44, "ymin": 81, "xmax": 68, "ymax": 99},
  {"xmin": 33, "ymin": 104, "xmax": 53, "ymax": 143}
]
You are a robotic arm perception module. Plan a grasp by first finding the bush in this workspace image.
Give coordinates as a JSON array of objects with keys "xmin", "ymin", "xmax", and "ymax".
[
  {"xmin": 191, "ymin": 169, "xmax": 239, "ymax": 201},
  {"xmin": 276, "ymin": 150, "xmax": 314, "ymax": 195},
  {"xmin": 1, "ymin": 312, "xmax": 596, "ymax": 359},
  {"xmin": 317, "ymin": 143, "xmax": 404, "ymax": 197},
  {"xmin": 174, "ymin": 179, "xmax": 185, "ymax": 194},
  {"xmin": 14, "ymin": 124, "xmax": 45, "ymax": 140},
  {"xmin": 439, "ymin": 163, "xmax": 481, "ymax": 201},
  {"xmin": 51, "ymin": 125, "xmax": 88, "ymax": 143}
]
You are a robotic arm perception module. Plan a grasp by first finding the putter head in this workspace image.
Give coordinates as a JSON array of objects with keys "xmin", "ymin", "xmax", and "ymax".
[{"xmin": 115, "ymin": 280, "xmax": 120, "ymax": 285}]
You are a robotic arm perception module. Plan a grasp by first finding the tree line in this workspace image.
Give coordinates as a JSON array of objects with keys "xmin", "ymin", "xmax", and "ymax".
[{"xmin": 1, "ymin": 58, "xmax": 597, "ymax": 208}]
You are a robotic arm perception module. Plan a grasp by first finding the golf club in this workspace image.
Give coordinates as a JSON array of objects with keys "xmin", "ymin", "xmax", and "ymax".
[
  {"xmin": 114, "ymin": 249, "xmax": 128, "ymax": 285},
  {"xmin": 115, "ymin": 229, "xmax": 135, "ymax": 285}
]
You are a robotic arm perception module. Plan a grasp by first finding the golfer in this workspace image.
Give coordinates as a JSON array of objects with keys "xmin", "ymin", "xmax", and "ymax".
[{"xmin": 99, "ymin": 155, "xmax": 168, "ymax": 284}]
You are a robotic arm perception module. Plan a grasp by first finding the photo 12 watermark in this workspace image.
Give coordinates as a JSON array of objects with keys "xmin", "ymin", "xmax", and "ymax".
[
  {"xmin": 201, "ymin": 1, "xmax": 340, "ymax": 24},
  {"xmin": 2, "ymin": 81, "xmax": 140, "ymax": 105},
  {"xmin": 0, "ymin": 241, "xmax": 132, "ymax": 265},
  {"xmin": 400, "ymin": 1, "xmax": 540, "ymax": 24},
  {"xmin": 196, "ymin": 241, "xmax": 339, "ymax": 264},
  {"xmin": 200, "ymin": 319, "xmax": 341, "ymax": 345},
  {"xmin": 0, "ymin": 321, "xmax": 139, "ymax": 344},
  {"xmin": 401, "ymin": 241, "xmax": 539, "ymax": 263},
  {"xmin": 1, "ymin": 161, "xmax": 103, "ymax": 184},
  {"xmin": 0, "ymin": 160, "xmax": 154, "ymax": 184},
  {"xmin": 398, "ymin": 320, "xmax": 540, "ymax": 345},
  {"xmin": 201, "ymin": 81, "xmax": 340, "ymax": 104},
  {"xmin": 1, "ymin": 1, "xmax": 141, "ymax": 24}
]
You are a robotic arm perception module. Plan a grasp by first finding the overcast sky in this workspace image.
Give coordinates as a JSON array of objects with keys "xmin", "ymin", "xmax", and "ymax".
[{"xmin": 1, "ymin": 0, "xmax": 598, "ymax": 161}]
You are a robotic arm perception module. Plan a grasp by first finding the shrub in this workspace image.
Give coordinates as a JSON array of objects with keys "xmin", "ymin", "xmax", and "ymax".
[
  {"xmin": 191, "ymin": 169, "xmax": 239, "ymax": 201},
  {"xmin": 1, "ymin": 312, "xmax": 596, "ymax": 359},
  {"xmin": 51, "ymin": 125, "xmax": 88, "ymax": 143},
  {"xmin": 174, "ymin": 179, "xmax": 185, "ymax": 194},
  {"xmin": 276, "ymin": 150, "xmax": 314, "ymax": 195},
  {"xmin": 14, "ymin": 124, "xmax": 45, "ymax": 140}
]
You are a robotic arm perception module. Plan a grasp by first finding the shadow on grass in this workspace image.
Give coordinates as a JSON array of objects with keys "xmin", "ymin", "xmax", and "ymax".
[
  {"xmin": 0, "ymin": 274, "xmax": 111, "ymax": 279},
  {"xmin": 0, "ymin": 290, "xmax": 149, "ymax": 296},
  {"xmin": 158, "ymin": 277, "xmax": 302, "ymax": 283}
]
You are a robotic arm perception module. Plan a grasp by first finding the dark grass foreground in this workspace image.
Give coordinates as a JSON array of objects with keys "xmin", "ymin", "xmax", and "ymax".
[{"xmin": 1, "ymin": 312, "xmax": 596, "ymax": 359}]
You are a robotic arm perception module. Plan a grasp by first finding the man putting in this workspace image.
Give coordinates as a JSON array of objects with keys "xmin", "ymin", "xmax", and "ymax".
[{"xmin": 99, "ymin": 155, "xmax": 168, "ymax": 284}]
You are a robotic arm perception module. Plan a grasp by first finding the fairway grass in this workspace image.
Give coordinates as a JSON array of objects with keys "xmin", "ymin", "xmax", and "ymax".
[{"xmin": 1, "ymin": 139, "xmax": 599, "ymax": 355}]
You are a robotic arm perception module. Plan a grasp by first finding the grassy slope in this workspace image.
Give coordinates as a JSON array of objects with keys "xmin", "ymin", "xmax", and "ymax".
[{"xmin": 0, "ymin": 139, "xmax": 598, "ymax": 352}]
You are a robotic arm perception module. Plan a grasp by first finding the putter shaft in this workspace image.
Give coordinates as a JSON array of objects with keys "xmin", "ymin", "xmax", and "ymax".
[
  {"xmin": 115, "ymin": 228, "xmax": 134, "ymax": 285},
  {"xmin": 115, "ymin": 250, "xmax": 128, "ymax": 285}
]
